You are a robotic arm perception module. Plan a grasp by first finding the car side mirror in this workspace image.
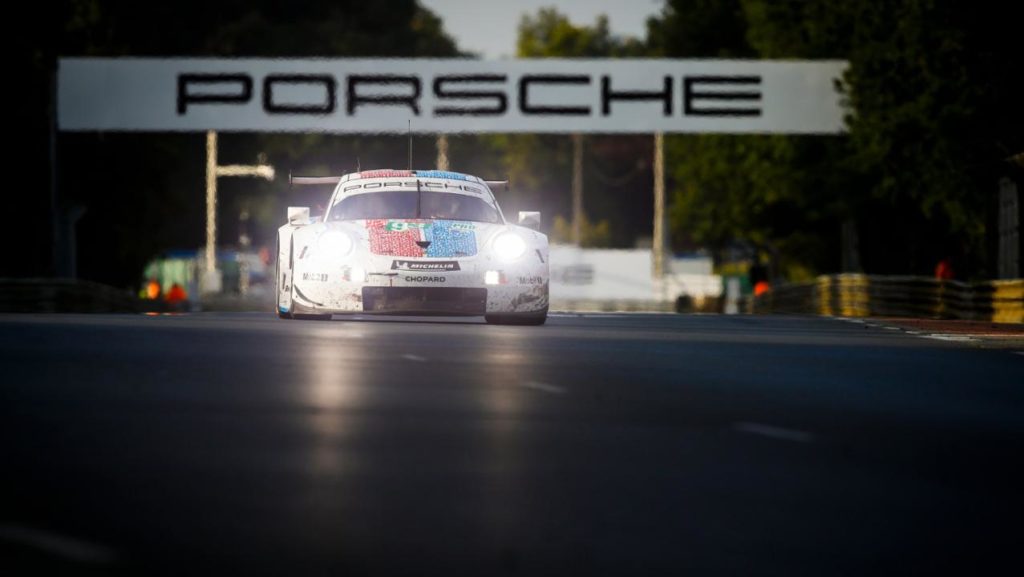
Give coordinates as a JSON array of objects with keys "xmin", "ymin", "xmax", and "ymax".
[
  {"xmin": 288, "ymin": 206, "xmax": 311, "ymax": 225},
  {"xmin": 518, "ymin": 211, "xmax": 541, "ymax": 231}
]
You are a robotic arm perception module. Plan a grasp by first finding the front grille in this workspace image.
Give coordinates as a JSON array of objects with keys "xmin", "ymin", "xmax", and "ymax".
[{"xmin": 362, "ymin": 287, "xmax": 487, "ymax": 315}]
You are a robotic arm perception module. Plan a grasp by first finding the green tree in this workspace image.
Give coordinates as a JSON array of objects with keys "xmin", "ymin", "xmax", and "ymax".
[
  {"xmin": 659, "ymin": 1, "xmax": 852, "ymax": 277},
  {"xmin": 519, "ymin": 8, "xmax": 646, "ymax": 57},
  {"xmin": 657, "ymin": 0, "xmax": 1022, "ymax": 279},
  {"xmin": 646, "ymin": 0, "xmax": 753, "ymax": 58},
  {"xmin": 551, "ymin": 215, "xmax": 612, "ymax": 248},
  {"xmin": 13, "ymin": 0, "xmax": 463, "ymax": 286},
  {"xmin": 837, "ymin": 0, "xmax": 1022, "ymax": 276},
  {"xmin": 499, "ymin": 8, "xmax": 648, "ymax": 247}
]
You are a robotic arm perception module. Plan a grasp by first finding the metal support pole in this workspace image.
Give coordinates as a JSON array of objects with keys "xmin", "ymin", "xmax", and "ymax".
[
  {"xmin": 238, "ymin": 208, "xmax": 251, "ymax": 295},
  {"xmin": 653, "ymin": 132, "xmax": 665, "ymax": 278},
  {"xmin": 436, "ymin": 134, "xmax": 449, "ymax": 170},
  {"xmin": 572, "ymin": 133, "xmax": 583, "ymax": 246},
  {"xmin": 201, "ymin": 131, "xmax": 274, "ymax": 295},
  {"xmin": 205, "ymin": 130, "xmax": 217, "ymax": 275}
]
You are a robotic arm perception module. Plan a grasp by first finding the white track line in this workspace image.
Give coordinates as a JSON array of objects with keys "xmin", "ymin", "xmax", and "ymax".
[
  {"xmin": 922, "ymin": 334, "xmax": 977, "ymax": 342},
  {"xmin": 734, "ymin": 422, "xmax": 815, "ymax": 443},
  {"xmin": 401, "ymin": 354, "xmax": 426, "ymax": 362},
  {"xmin": 0, "ymin": 524, "xmax": 117, "ymax": 564},
  {"xmin": 521, "ymin": 381, "xmax": 567, "ymax": 395},
  {"xmin": 948, "ymin": 333, "xmax": 1024, "ymax": 338},
  {"xmin": 829, "ymin": 318, "xmax": 1022, "ymax": 344}
]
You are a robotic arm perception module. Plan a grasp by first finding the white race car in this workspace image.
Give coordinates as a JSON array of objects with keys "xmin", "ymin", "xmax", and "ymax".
[{"xmin": 276, "ymin": 169, "xmax": 549, "ymax": 325}]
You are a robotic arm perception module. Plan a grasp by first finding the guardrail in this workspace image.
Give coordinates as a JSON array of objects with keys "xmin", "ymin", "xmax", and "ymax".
[
  {"xmin": 552, "ymin": 296, "xmax": 722, "ymax": 314},
  {"xmin": 551, "ymin": 299, "xmax": 675, "ymax": 313},
  {"xmin": 0, "ymin": 278, "xmax": 144, "ymax": 313},
  {"xmin": 753, "ymin": 274, "xmax": 1023, "ymax": 323}
]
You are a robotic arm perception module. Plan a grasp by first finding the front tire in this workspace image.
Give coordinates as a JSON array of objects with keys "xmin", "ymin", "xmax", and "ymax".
[
  {"xmin": 277, "ymin": 238, "xmax": 330, "ymax": 320},
  {"xmin": 276, "ymin": 237, "xmax": 293, "ymax": 318}
]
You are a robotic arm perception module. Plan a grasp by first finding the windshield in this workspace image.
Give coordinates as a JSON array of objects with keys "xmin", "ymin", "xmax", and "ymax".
[{"xmin": 329, "ymin": 190, "xmax": 500, "ymax": 223}]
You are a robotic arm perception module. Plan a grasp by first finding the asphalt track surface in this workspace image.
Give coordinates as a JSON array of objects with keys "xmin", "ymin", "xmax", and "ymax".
[{"xmin": 1, "ymin": 312, "xmax": 1022, "ymax": 576}]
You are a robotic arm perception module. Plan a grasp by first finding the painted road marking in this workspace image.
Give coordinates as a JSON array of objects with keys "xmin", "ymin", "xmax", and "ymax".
[
  {"xmin": 734, "ymin": 422, "xmax": 815, "ymax": 443},
  {"xmin": 522, "ymin": 381, "xmax": 567, "ymax": 395},
  {"xmin": 401, "ymin": 354, "xmax": 427, "ymax": 362},
  {"xmin": 923, "ymin": 334, "xmax": 977, "ymax": 342},
  {"xmin": 947, "ymin": 334, "xmax": 1024, "ymax": 338},
  {"xmin": 830, "ymin": 318, "xmax": 1023, "ymax": 343},
  {"xmin": 0, "ymin": 524, "xmax": 117, "ymax": 564}
]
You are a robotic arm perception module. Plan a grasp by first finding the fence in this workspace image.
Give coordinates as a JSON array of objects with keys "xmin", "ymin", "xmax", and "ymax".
[
  {"xmin": 753, "ymin": 274, "xmax": 1023, "ymax": 323},
  {"xmin": 0, "ymin": 278, "xmax": 143, "ymax": 313}
]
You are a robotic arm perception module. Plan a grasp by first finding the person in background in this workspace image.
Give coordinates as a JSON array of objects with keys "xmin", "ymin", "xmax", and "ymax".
[
  {"xmin": 165, "ymin": 283, "xmax": 187, "ymax": 307},
  {"xmin": 749, "ymin": 261, "xmax": 770, "ymax": 297},
  {"xmin": 935, "ymin": 258, "xmax": 954, "ymax": 280},
  {"xmin": 144, "ymin": 278, "xmax": 161, "ymax": 300}
]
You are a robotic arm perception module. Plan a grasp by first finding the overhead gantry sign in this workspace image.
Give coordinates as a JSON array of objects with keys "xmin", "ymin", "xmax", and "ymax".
[
  {"xmin": 56, "ymin": 58, "xmax": 848, "ymax": 290},
  {"xmin": 59, "ymin": 59, "xmax": 847, "ymax": 134}
]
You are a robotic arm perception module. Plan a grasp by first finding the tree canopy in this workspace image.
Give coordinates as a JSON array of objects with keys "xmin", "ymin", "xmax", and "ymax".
[
  {"xmin": 10, "ymin": 1, "xmax": 1020, "ymax": 287},
  {"xmin": 12, "ymin": 0, "xmax": 461, "ymax": 286},
  {"xmin": 652, "ymin": 0, "xmax": 1022, "ymax": 279}
]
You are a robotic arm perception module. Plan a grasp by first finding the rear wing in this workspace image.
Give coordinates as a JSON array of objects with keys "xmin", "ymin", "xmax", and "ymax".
[
  {"xmin": 290, "ymin": 174, "xmax": 508, "ymax": 190},
  {"xmin": 288, "ymin": 174, "xmax": 342, "ymax": 218},
  {"xmin": 289, "ymin": 175, "xmax": 343, "ymax": 186}
]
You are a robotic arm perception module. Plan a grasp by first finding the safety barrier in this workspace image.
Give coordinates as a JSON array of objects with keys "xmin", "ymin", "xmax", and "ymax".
[
  {"xmin": 0, "ymin": 278, "xmax": 144, "ymax": 313},
  {"xmin": 551, "ymin": 299, "xmax": 676, "ymax": 313},
  {"xmin": 753, "ymin": 274, "xmax": 1024, "ymax": 323}
]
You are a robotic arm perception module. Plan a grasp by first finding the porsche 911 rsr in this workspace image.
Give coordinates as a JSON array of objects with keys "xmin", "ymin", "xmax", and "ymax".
[{"xmin": 276, "ymin": 169, "xmax": 548, "ymax": 325}]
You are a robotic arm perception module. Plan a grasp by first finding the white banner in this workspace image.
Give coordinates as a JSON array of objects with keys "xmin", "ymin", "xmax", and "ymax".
[{"xmin": 58, "ymin": 58, "xmax": 848, "ymax": 134}]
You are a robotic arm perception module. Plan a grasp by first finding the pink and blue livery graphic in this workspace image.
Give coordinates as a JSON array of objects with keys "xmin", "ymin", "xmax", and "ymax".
[{"xmin": 367, "ymin": 220, "xmax": 477, "ymax": 258}]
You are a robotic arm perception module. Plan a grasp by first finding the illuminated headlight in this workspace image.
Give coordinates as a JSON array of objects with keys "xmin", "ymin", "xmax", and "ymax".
[
  {"xmin": 485, "ymin": 270, "xmax": 502, "ymax": 285},
  {"xmin": 493, "ymin": 232, "xmax": 527, "ymax": 261},
  {"xmin": 347, "ymin": 266, "xmax": 367, "ymax": 283},
  {"xmin": 317, "ymin": 230, "xmax": 353, "ymax": 257}
]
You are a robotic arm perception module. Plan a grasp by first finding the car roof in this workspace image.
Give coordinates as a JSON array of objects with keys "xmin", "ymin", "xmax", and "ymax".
[
  {"xmin": 339, "ymin": 169, "xmax": 485, "ymax": 184},
  {"xmin": 329, "ymin": 169, "xmax": 497, "ymax": 204}
]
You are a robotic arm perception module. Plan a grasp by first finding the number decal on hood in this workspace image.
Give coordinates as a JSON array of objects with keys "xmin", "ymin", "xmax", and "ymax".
[
  {"xmin": 367, "ymin": 220, "xmax": 478, "ymax": 257},
  {"xmin": 425, "ymin": 221, "xmax": 477, "ymax": 257}
]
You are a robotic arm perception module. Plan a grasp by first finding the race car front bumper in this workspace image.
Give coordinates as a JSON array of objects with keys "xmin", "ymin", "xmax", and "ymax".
[
  {"xmin": 360, "ymin": 286, "xmax": 488, "ymax": 315},
  {"xmin": 289, "ymin": 260, "xmax": 548, "ymax": 316}
]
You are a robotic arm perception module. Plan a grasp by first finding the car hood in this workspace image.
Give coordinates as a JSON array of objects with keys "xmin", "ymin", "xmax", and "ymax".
[{"xmin": 334, "ymin": 219, "xmax": 507, "ymax": 259}]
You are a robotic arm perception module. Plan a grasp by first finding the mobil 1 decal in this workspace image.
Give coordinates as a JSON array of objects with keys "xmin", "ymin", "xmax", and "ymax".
[{"xmin": 367, "ymin": 220, "xmax": 477, "ymax": 258}]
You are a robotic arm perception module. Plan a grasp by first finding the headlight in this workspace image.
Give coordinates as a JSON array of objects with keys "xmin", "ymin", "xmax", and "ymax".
[
  {"xmin": 317, "ymin": 230, "xmax": 353, "ymax": 257},
  {"xmin": 493, "ymin": 232, "xmax": 527, "ymax": 261}
]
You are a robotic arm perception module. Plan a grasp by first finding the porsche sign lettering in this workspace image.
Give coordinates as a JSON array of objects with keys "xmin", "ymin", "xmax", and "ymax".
[{"xmin": 58, "ymin": 58, "xmax": 847, "ymax": 134}]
